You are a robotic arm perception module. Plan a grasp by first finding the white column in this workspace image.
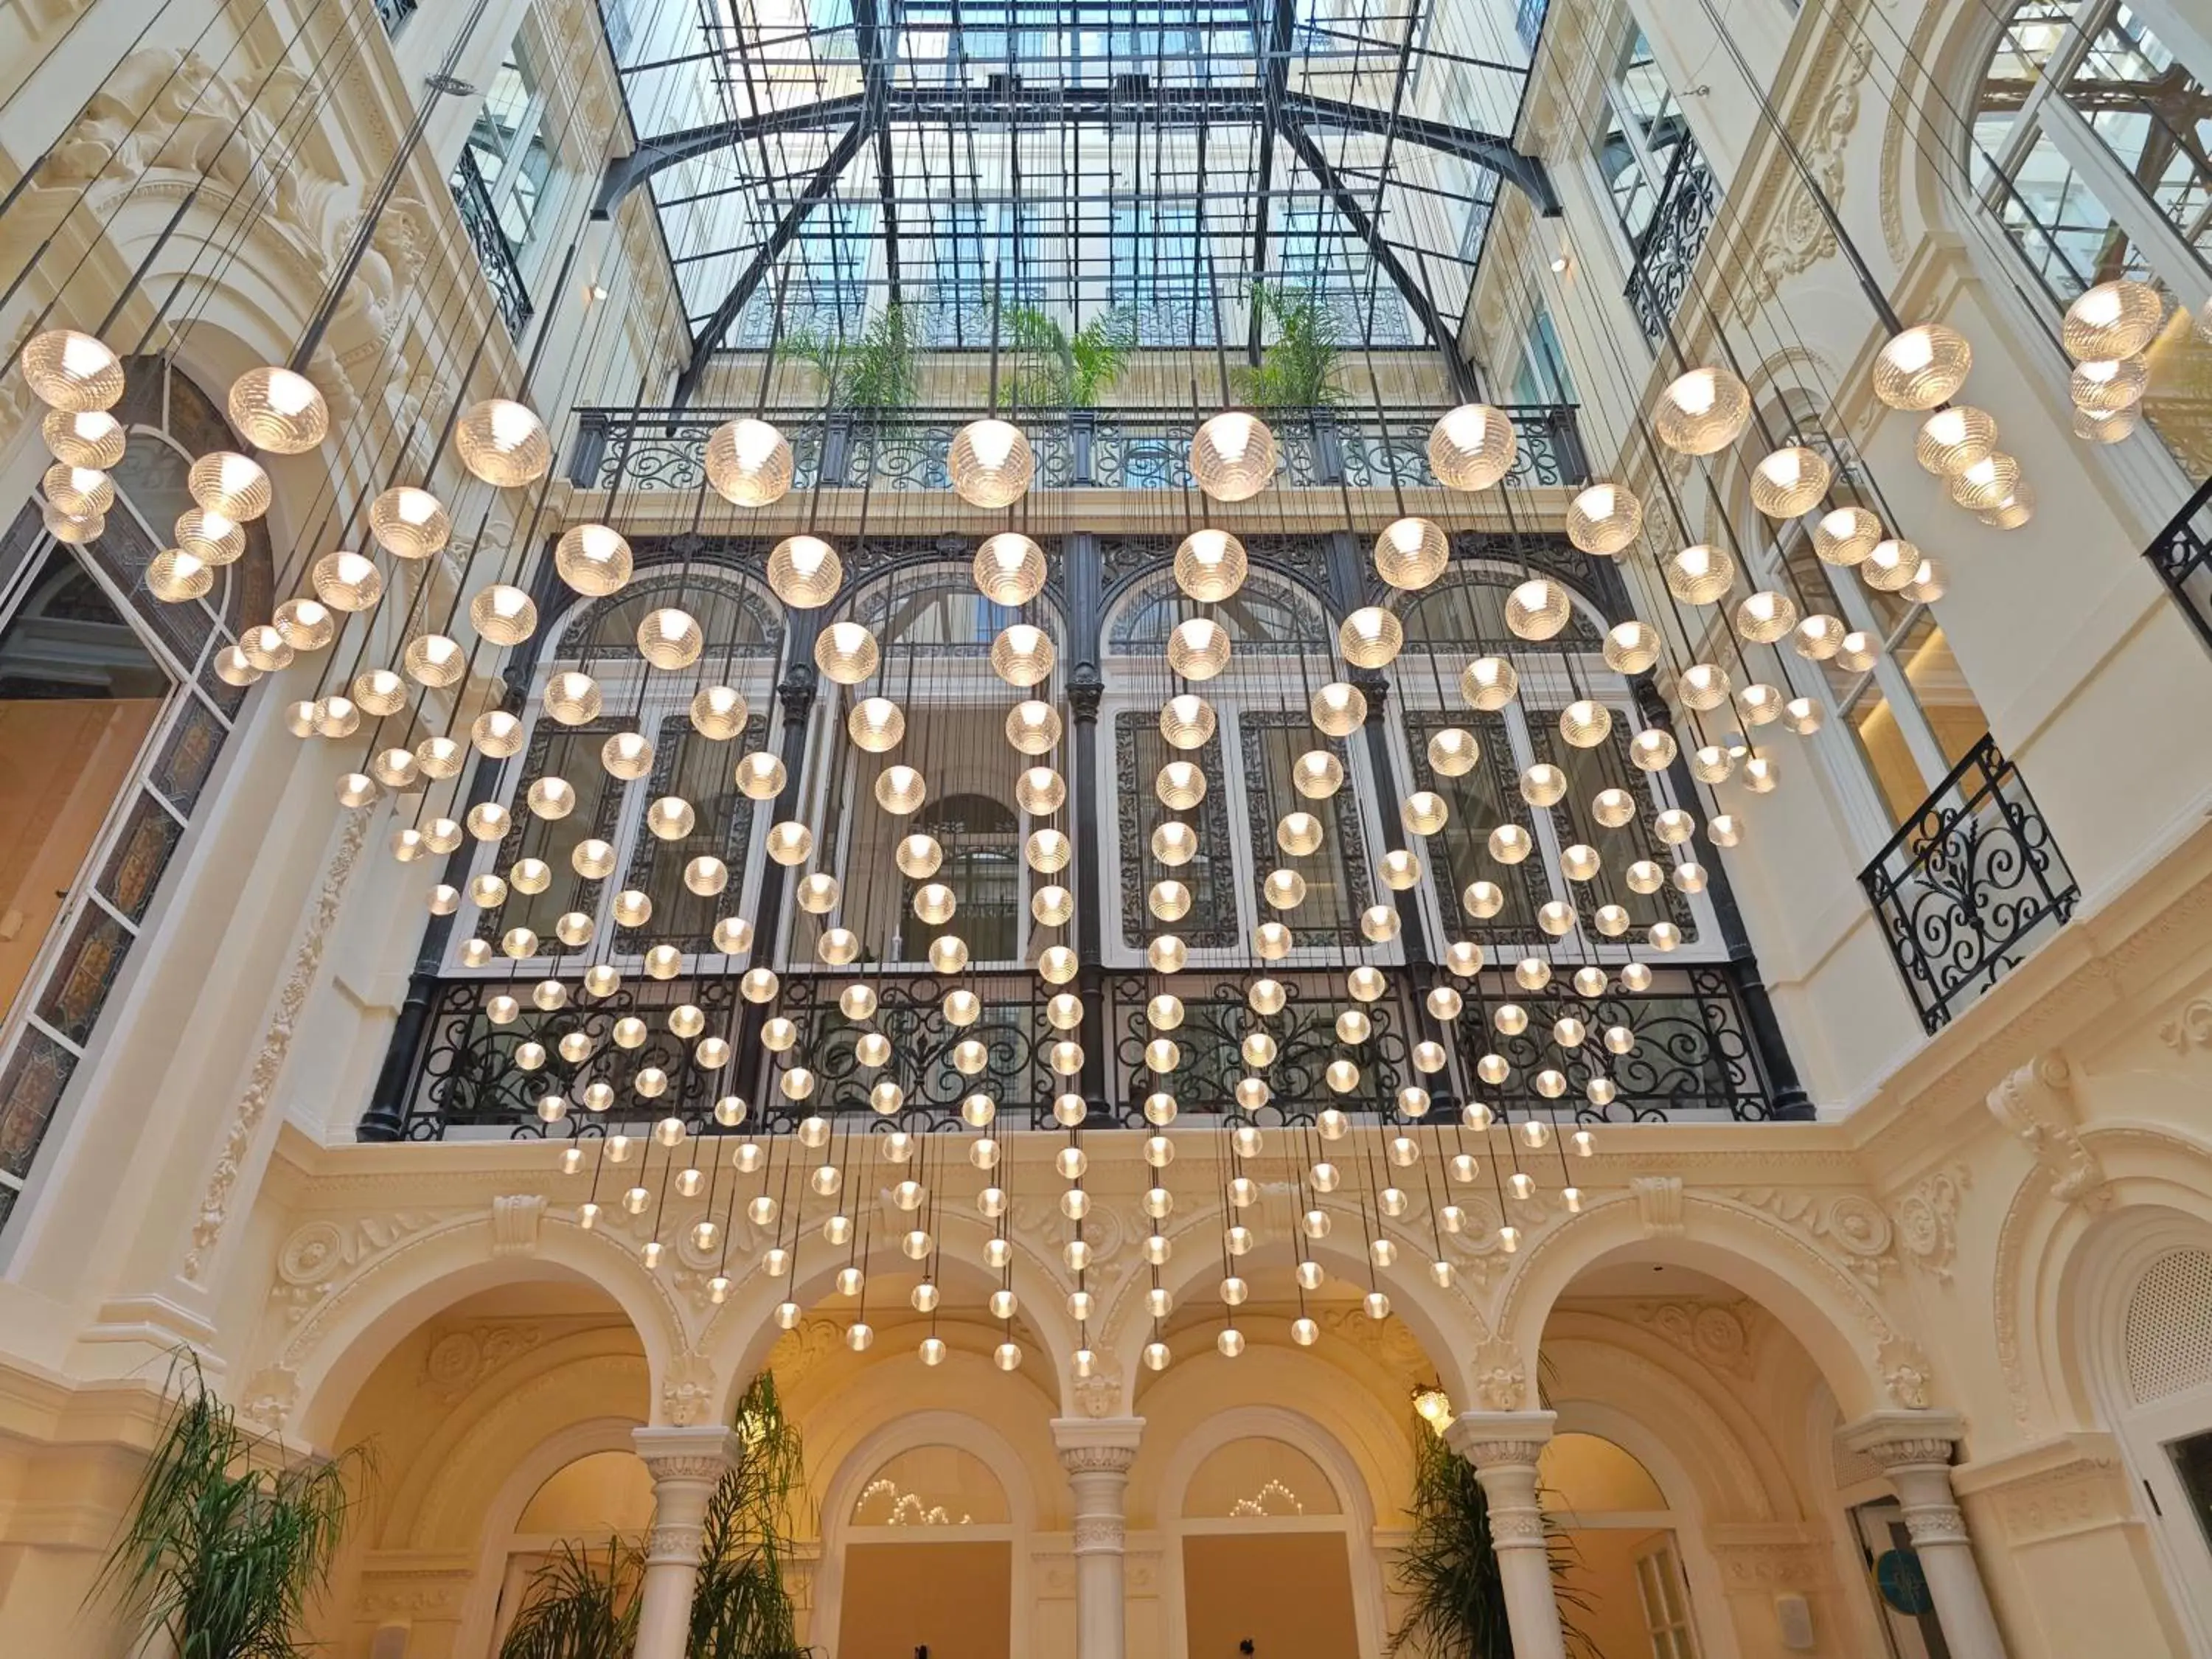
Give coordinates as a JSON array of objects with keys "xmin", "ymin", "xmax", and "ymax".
[
  {"xmin": 1052, "ymin": 1416, "xmax": 1144, "ymax": 1659},
  {"xmin": 632, "ymin": 1425, "xmax": 737, "ymax": 1659},
  {"xmin": 1444, "ymin": 1411, "xmax": 1567, "ymax": 1659},
  {"xmin": 1842, "ymin": 1411, "xmax": 2010, "ymax": 1659}
]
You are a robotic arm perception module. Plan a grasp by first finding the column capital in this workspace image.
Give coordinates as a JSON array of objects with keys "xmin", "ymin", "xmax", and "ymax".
[
  {"xmin": 1444, "ymin": 1408, "xmax": 1557, "ymax": 1469},
  {"xmin": 1052, "ymin": 1415, "xmax": 1144, "ymax": 1473},
  {"xmin": 633, "ymin": 1424, "xmax": 739, "ymax": 1481},
  {"xmin": 1839, "ymin": 1409, "xmax": 1967, "ymax": 1471}
]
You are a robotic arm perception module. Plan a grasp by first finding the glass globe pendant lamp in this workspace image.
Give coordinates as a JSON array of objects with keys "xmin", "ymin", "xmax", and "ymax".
[
  {"xmin": 1505, "ymin": 577, "xmax": 1571, "ymax": 641},
  {"xmin": 1652, "ymin": 366, "xmax": 1750, "ymax": 455},
  {"xmin": 370, "ymin": 486, "xmax": 451, "ymax": 560},
  {"xmin": 990, "ymin": 622, "xmax": 1054, "ymax": 687},
  {"xmin": 1174, "ymin": 529, "xmax": 1246, "ymax": 600},
  {"xmin": 1159, "ymin": 693, "xmax": 1215, "ymax": 749},
  {"xmin": 636, "ymin": 608, "xmax": 703, "ymax": 669},
  {"xmin": 949, "ymin": 417, "xmax": 1034, "ymax": 507},
  {"xmin": 188, "ymin": 452, "xmax": 272, "ymax": 520},
  {"xmin": 1427, "ymin": 403, "xmax": 1516, "ymax": 489},
  {"xmin": 2062, "ymin": 279, "xmax": 2165, "ymax": 361},
  {"xmin": 848, "ymin": 696, "xmax": 905, "ymax": 752},
  {"xmin": 147, "ymin": 549, "xmax": 213, "ymax": 602},
  {"xmin": 1190, "ymin": 411, "xmax": 1276, "ymax": 501},
  {"xmin": 767, "ymin": 535, "xmax": 842, "ymax": 608},
  {"xmin": 43, "ymin": 409, "xmax": 125, "ymax": 468},
  {"xmin": 1916, "ymin": 406, "xmax": 1997, "ymax": 476},
  {"xmin": 1749, "ymin": 445, "xmax": 1832, "ymax": 516},
  {"xmin": 1006, "ymin": 700, "xmax": 1061, "ymax": 754},
  {"xmin": 1373, "ymin": 516, "xmax": 1450, "ymax": 590},
  {"xmin": 22, "ymin": 330, "xmax": 126, "ymax": 412},
  {"xmin": 228, "ymin": 365, "xmax": 329, "ymax": 452},
  {"xmin": 1310, "ymin": 681, "xmax": 1367, "ymax": 736},
  {"xmin": 1872, "ymin": 323, "xmax": 1972, "ymax": 410},
  {"xmin": 43, "ymin": 463, "xmax": 114, "ymax": 518},
  {"xmin": 1947, "ymin": 453, "xmax": 2021, "ymax": 512},
  {"xmin": 1167, "ymin": 616, "xmax": 1231, "ymax": 680},
  {"xmin": 455, "ymin": 398, "xmax": 552, "ymax": 486},
  {"xmin": 175, "ymin": 507, "xmax": 246, "ymax": 565},
  {"xmin": 1338, "ymin": 606, "xmax": 1402, "ymax": 668},
  {"xmin": 691, "ymin": 684, "xmax": 748, "ymax": 739},
  {"xmin": 313, "ymin": 550, "xmax": 383, "ymax": 611},
  {"xmin": 817, "ymin": 621, "xmax": 881, "ymax": 684},
  {"xmin": 1565, "ymin": 482, "xmax": 1643, "ymax": 554},
  {"xmin": 1811, "ymin": 505, "xmax": 1882, "ymax": 566},
  {"xmin": 2070, "ymin": 357, "xmax": 2148, "ymax": 412},
  {"xmin": 706, "ymin": 416, "xmax": 794, "ymax": 506},
  {"xmin": 469, "ymin": 583, "xmax": 538, "ymax": 646},
  {"xmin": 555, "ymin": 524, "xmax": 632, "ymax": 595},
  {"xmin": 973, "ymin": 532, "xmax": 1046, "ymax": 605}
]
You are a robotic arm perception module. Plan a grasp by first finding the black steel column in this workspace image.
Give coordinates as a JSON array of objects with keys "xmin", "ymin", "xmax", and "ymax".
[{"xmin": 1062, "ymin": 532, "xmax": 1111, "ymax": 1118}]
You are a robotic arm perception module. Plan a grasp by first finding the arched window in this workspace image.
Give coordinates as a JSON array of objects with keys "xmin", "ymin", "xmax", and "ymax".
[
  {"xmin": 447, "ymin": 568, "xmax": 785, "ymax": 969},
  {"xmin": 1385, "ymin": 552, "xmax": 1711, "ymax": 956},
  {"xmin": 1178, "ymin": 1436, "xmax": 1363, "ymax": 1657},
  {"xmin": 1972, "ymin": 0, "xmax": 2212, "ymax": 474},
  {"xmin": 1100, "ymin": 557, "xmax": 1388, "ymax": 962},
  {"xmin": 1539, "ymin": 1433, "xmax": 1704, "ymax": 1659},
  {"xmin": 838, "ymin": 1444, "xmax": 1014, "ymax": 1656},
  {"xmin": 0, "ymin": 360, "xmax": 268, "ymax": 1234}
]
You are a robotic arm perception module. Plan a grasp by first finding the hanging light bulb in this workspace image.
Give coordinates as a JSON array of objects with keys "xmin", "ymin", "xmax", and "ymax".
[
  {"xmin": 228, "ymin": 365, "xmax": 328, "ymax": 452},
  {"xmin": 1505, "ymin": 577, "xmax": 1571, "ymax": 641},
  {"xmin": 555, "ymin": 524, "xmax": 632, "ymax": 595},
  {"xmin": 2062, "ymin": 279, "xmax": 2165, "ymax": 361},
  {"xmin": 1948, "ymin": 453, "xmax": 2022, "ymax": 512},
  {"xmin": 187, "ymin": 452, "xmax": 272, "ymax": 520},
  {"xmin": 369, "ymin": 487, "xmax": 451, "ymax": 560},
  {"xmin": 312, "ymin": 550, "xmax": 383, "ymax": 612},
  {"xmin": 973, "ymin": 532, "xmax": 1047, "ymax": 605},
  {"xmin": 1310, "ymin": 680, "xmax": 1367, "ymax": 736},
  {"xmin": 469, "ymin": 584, "xmax": 538, "ymax": 647},
  {"xmin": 989, "ymin": 622, "xmax": 1054, "ymax": 686},
  {"xmin": 1749, "ymin": 445, "xmax": 1832, "ymax": 516},
  {"xmin": 1652, "ymin": 366, "xmax": 1750, "ymax": 455},
  {"xmin": 636, "ymin": 608, "xmax": 703, "ymax": 669},
  {"xmin": 692, "ymin": 685, "xmax": 748, "ymax": 739},
  {"xmin": 23, "ymin": 330, "xmax": 125, "ymax": 412},
  {"xmin": 1733, "ymin": 590, "xmax": 1798, "ymax": 644},
  {"xmin": 42, "ymin": 409, "xmax": 125, "ymax": 469},
  {"xmin": 1175, "ymin": 529, "xmax": 1247, "ymax": 599},
  {"xmin": 1427, "ymin": 403, "xmax": 1517, "ymax": 489},
  {"xmin": 174, "ymin": 507, "xmax": 245, "ymax": 565},
  {"xmin": 1872, "ymin": 323, "xmax": 1972, "ymax": 410},
  {"xmin": 1602, "ymin": 619, "xmax": 1661, "ymax": 674},
  {"xmin": 2073, "ymin": 406, "xmax": 2138, "ymax": 445},
  {"xmin": 1565, "ymin": 482, "xmax": 1643, "ymax": 554},
  {"xmin": 1427, "ymin": 726, "xmax": 1479, "ymax": 776},
  {"xmin": 1811, "ymin": 505, "xmax": 1882, "ymax": 566},
  {"xmin": 1159, "ymin": 692, "xmax": 1216, "ymax": 749},
  {"xmin": 767, "ymin": 535, "xmax": 842, "ymax": 608},
  {"xmin": 1916, "ymin": 406, "xmax": 1997, "ymax": 477},
  {"xmin": 2070, "ymin": 357, "xmax": 2148, "ymax": 412},
  {"xmin": 1338, "ymin": 606, "xmax": 1402, "ymax": 667},
  {"xmin": 1168, "ymin": 616, "xmax": 1232, "ymax": 680},
  {"xmin": 816, "ymin": 621, "xmax": 881, "ymax": 684},
  {"xmin": 1190, "ymin": 411, "xmax": 1277, "ymax": 501},
  {"xmin": 949, "ymin": 417, "xmax": 1034, "ymax": 507},
  {"xmin": 1006, "ymin": 700, "xmax": 1062, "ymax": 754},
  {"xmin": 455, "ymin": 398, "xmax": 552, "ymax": 486},
  {"xmin": 706, "ymin": 416, "xmax": 794, "ymax": 505},
  {"xmin": 147, "ymin": 549, "xmax": 213, "ymax": 602},
  {"xmin": 848, "ymin": 697, "xmax": 905, "ymax": 752},
  {"xmin": 1373, "ymin": 516, "xmax": 1450, "ymax": 590},
  {"xmin": 1461, "ymin": 656, "xmax": 1517, "ymax": 710}
]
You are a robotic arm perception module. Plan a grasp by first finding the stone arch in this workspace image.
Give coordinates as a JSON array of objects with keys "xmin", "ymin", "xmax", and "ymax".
[
  {"xmin": 1495, "ymin": 1192, "xmax": 1906, "ymax": 1420},
  {"xmin": 1100, "ymin": 1218, "xmax": 1488, "ymax": 1414},
  {"xmin": 272, "ymin": 1210, "xmax": 687, "ymax": 1447},
  {"xmin": 697, "ymin": 1206, "xmax": 1081, "ymax": 1422},
  {"xmin": 808, "ymin": 1400, "xmax": 1045, "ymax": 1659}
]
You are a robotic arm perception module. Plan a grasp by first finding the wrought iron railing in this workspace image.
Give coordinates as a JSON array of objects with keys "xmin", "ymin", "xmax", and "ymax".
[
  {"xmin": 1858, "ymin": 734, "xmax": 2080, "ymax": 1034},
  {"xmin": 567, "ymin": 403, "xmax": 1588, "ymax": 493},
  {"xmin": 374, "ymin": 0, "xmax": 417, "ymax": 35},
  {"xmin": 1624, "ymin": 143, "xmax": 1719, "ymax": 347},
  {"xmin": 450, "ymin": 151, "xmax": 534, "ymax": 340},
  {"xmin": 377, "ymin": 960, "xmax": 1775, "ymax": 1141},
  {"xmin": 2148, "ymin": 473, "xmax": 2212, "ymax": 653}
]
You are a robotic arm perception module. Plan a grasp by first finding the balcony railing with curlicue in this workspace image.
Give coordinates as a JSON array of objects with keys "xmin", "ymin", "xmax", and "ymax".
[
  {"xmin": 372, "ymin": 961, "xmax": 1781, "ymax": 1141},
  {"xmin": 565, "ymin": 403, "xmax": 1589, "ymax": 495},
  {"xmin": 2148, "ymin": 473, "xmax": 2212, "ymax": 654},
  {"xmin": 1859, "ymin": 734, "xmax": 2080, "ymax": 1034},
  {"xmin": 450, "ymin": 150, "xmax": 534, "ymax": 341}
]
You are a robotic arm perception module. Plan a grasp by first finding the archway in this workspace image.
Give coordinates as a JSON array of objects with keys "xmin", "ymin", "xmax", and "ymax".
[
  {"xmin": 1178, "ymin": 1434, "xmax": 1363, "ymax": 1659},
  {"xmin": 1541, "ymin": 1432, "xmax": 1704, "ymax": 1659}
]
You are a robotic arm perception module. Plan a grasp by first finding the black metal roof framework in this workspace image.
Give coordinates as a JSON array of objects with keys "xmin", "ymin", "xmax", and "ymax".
[{"xmin": 594, "ymin": 0, "xmax": 1557, "ymax": 403}]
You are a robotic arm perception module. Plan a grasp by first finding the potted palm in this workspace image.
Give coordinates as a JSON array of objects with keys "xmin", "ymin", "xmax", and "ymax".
[
  {"xmin": 782, "ymin": 303, "xmax": 921, "ymax": 484},
  {"xmin": 499, "ymin": 1374, "xmax": 809, "ymax": 1659},
  {"xmin": 1234, "ymin": 281, "xmax": 1349, "ymax": 480},
  {"xmin": 97, "ymin": 1356, "xmax": 366, "ymax": 1659},
  {"xmin": 1001, "ymin": 304, "xmax": 1135, "ymax": 483}
]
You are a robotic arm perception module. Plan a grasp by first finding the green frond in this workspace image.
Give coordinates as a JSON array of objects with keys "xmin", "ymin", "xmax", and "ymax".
[
  {"xmin": 498, "ymin": 1541, "xmax": 641, "ymax": 1659},
  {"xmin": 1234, "ymin": 281, "xmax": 1346, "ymax": 409}
]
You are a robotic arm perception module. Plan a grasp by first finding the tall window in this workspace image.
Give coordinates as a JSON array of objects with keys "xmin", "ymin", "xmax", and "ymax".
[
  {"xmin": 1511, "ymin": 304, "xmax": 1576, "ymax": 405},
  {"xmin": 1974, "ymin": 0, "xmax": 2212, "ymax": 477},
  {"xmin": 1111, "ymin": 202, "xmax": 1218, "ymax": 344},
  {"xmin": 448, "ymin": 573, "xmax": 783, "ymax": 973},
  {"xmin": 0, "ymin": 363, "xmax": 265, "ymax": 1237},
  {"xmin": 461, "ymin": 46, "xmax": 554, "ymax": 254},
  {"xmin": 1593, "ymin": 26, "xmax": 1717, "ymax": 343}
]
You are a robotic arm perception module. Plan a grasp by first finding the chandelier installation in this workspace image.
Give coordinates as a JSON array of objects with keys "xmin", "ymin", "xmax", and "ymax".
[{"xmin": 5, "ymin": 0, "xmax": 2060, "ymax": 1380}]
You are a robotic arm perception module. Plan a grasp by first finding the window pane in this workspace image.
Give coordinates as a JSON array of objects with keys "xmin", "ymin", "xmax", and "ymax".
[
  {"xmin": 1894, "ymin": 618, "xmax": 1986, "ymax": 770},
  {"xmin": 1405, "ymin": 711, "xmax": 1545, "ymax": 939},
  {"xmin": 1239, "ymin": 714, "xmax": 1371, "ymax": 945},
  {"xmin": 484, "ymin": 723, "xmax": 627, "ymax": 951},
  {"xmin": 0, "ymin": 546, "xmax": 175, "ymax": 1020},
  {"xmin": 1848, "ymin": 688, "xmax": 1939, "ymax": 825},
  {"xmin": 919, "ymin": 790, "xmax": 1023, "ymax": 963},
  {"xmin": 1116, "ymin": 711, "xmax": 1237, "ymax": 949},
  {"xmin": 624, "ymin": 714, "xmax": 765, "ymax": 950}
]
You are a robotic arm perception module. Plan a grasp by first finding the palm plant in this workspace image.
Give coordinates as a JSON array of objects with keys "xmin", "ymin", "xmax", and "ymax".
[
  {"xmin": 1388, "ymin": 1416, "xmax": 1587, "ymax": 1659},
  {"xmin": 98, "ymin": 1356, "xmax": 365, "ymax": 1659},
  {"xmin": 1234, "ymin": 281, "xmax": 1346, "ymax": 409},
  {"xmin": 498, "ymin": 1374, "xmax": 808, "ymax": 1659},
  {"xmin": 783, "ymin": 302, "xmax": 920, "ymax": 410},
  {"xmin": 1001, "ymin": 305, "xmax": 1136, "ymax": 408}
]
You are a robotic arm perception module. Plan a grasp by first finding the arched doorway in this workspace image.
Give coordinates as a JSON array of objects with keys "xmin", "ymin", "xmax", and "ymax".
[
  {"xmin": 836, "ymin": 1444, "xmax": 1015, "ymax": 1658},
  {"xmin": 1178, "ymin": 1436, "xmax": 1362, "ymax": 1659},
  {"xmin": 1540, "ymin": 1432, "xmax": 1704, "ymax": 1659},
  {"xmin": 487, "ymin": 1450, "xmax": 656, "ymax": 1652}
]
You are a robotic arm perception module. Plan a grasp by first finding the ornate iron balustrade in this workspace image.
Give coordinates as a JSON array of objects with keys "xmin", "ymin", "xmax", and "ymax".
[
  {"xmin": 380, "ymin": 959, "xmax": 1776, "ymax": 1141},
  {"xmin": 566, "ymin": 403, "xmax": 1588, "ymax": 493},
  {"xmin": 1858, "ymin": 734, "xmax": 2080, "ymax": 1034},
  {"xmin": 2149, "ymin": 473, "xmax": 2212, "ymax": 653},
  {"xmin": 1624, "ymin": 144, "xmax": 1719, "ymax": 347},
  {"xmin": 450, "ymin": 151, "xmax": 534, "ymax": 340},
  {"xmin": 374, "ymin": 0, "xmax": 416, "ymax": 34}
]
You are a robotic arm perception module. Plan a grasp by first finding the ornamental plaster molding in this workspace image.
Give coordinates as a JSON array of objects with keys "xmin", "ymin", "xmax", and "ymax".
[
  {"xmin": 1623, "ymin": 1298, "xmax": 1760, "ymax": 1380},
  {"xmin": 1632, "ymin": 1174, "xmax": 1685, "ymax": 1237},
  {"xmin": 763, "ymin": 1316, "xmax": 846, "ymax": 1396},
  {"xmin": 421, "ymin": 1321, "xmax": 546, "ymax": 1404},
  {"xmin": 1316, "ymin": 1304, "xmax": 1437, "ymax": 1380},
  {"xmin": 1467, "ymin": 1338, "xmax": 1530, "ymax": 1411},
  {"xmin": 1879, "ymin": 0, "xmax": 1950, "ymax": 265},
  {"xmin": 1891, "ymin": 1164, "xmax": 1970, "ymax": 1285},
  {"xmin": 1986, "ymin": 1052, "xmax": 2109, "ymax": 1209},
  {"xmin": 1072, "ymin": 1357, "xmax": 1128, "ymax": 1419},
  {"xmin": 1877, "ymin": 1338, "xmax": 1935, "ymax": 1411},
  {"xmin": 183, "ymin": 811, "xmax": 370, "ymax": 1284},
  {"xmin": 2157, "ymin": 997, "xmax": 2212, "ymax": 1052},
  {"xmin": 489, "ymin": 1194, "xmax": 546, "ymax": 1257},
  {"xmin": 1727, "ymin": 34, "xmax": 1876, "ymax": 315},
  {"xmin": 1709, "ymin": 1186, "xmax": 1898, "ymax": 1285},
  {"xmin": 658, "ymin": 1349, "xmax": 719, "ymax": 1428},
  {"xmin": 1705, "ymin": 1537, "xmax": 1834, "ymax": 1590},
  {"xmin": 1988, "ymin": 1454, "xmax": 2132, "ymax": 1546}
]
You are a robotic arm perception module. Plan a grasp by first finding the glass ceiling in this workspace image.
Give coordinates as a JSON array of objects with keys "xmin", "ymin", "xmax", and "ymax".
[{"xmin": 599, "ymin": 0, "xmax": 1540, "ymax": 364}]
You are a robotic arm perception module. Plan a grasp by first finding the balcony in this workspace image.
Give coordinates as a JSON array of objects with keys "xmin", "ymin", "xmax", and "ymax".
[
  {"xmin": 374, "ymin": 0, "xmax": 415, "ymax": 35},
  {"xmin": 566, "ymin": 403, "xmax": 1590, "ymax": 495},
  {"xmin": 1624, "ymin": 143, "xmax": 1719, "ymax": 347},
  {"xmin": 370, "ymin": 961, "xmax": 1786, "ymax": 1141},
  {"xmin": 1858, "ymin": 734, "xmax": 2081, "ymax": 1034},
  {"xmin": 2149, "ymin": 473, "xmax": 2212, "ymax": 654},
  {"xmin": 450, "ymin": 150, "xmax": 534, "ymax": 341}
]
